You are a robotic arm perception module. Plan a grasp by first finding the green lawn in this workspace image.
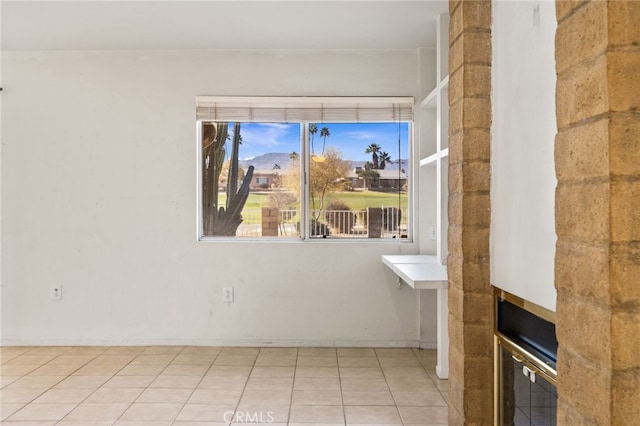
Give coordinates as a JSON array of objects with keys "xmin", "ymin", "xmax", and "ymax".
[{"xmin": 218, "ymin": 190, "xmax": 407, "ymax": 212}]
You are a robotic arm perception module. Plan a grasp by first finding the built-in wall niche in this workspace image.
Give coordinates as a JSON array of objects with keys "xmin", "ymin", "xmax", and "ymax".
[{"xmin": 419, "ymin": 13, "xmax": 449, "ymax": 264}]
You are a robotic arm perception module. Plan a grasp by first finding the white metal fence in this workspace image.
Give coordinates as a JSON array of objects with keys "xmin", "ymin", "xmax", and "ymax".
[{"xmin": 235, "ymin": 208, "xmax": 407, "ymax": 239}]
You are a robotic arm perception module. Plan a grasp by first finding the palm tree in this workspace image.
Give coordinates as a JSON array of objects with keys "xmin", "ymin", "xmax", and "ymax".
[
  {"xmin": 320, "ymin": 126, "xmax": 330, "ymax": 153},
  {"xmin": 357, "ymin": 162, "xmax": 380, "ymax": 190},
  {"xmin": 309, "ymin": 123, "xmax": 318, "ymax": 154},
  {"xmin": 379, "ymin": 151, "xmax": 391, "ymax": 170},
  {"xmin": 365, "ymin": 143, "xmax": 382, "ymax": 169}
]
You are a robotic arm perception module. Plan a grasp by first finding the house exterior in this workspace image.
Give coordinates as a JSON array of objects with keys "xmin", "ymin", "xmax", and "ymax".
[{"xmin": 345, "ymin": 167, "xmax": 408, "ymax": 190}]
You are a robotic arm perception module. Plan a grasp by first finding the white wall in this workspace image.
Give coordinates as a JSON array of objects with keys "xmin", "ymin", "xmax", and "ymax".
[
  {"xmin": 1, "ymin": 49, "xmax": 431, "ymax": 346},
  {"xmin": 491, "ymin": 1, "xmax": 557, "ymax": 311}
]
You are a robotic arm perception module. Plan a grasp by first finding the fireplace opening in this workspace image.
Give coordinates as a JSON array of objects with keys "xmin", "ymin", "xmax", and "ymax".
[{"xmin": 495, "ymin": 291, "xmax": 558, "ymax": 426}]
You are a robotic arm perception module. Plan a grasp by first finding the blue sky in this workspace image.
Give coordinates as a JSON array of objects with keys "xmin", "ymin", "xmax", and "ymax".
[{"xmin": 229, "ymin": 122, "xmax": 410, "ymax": 163}]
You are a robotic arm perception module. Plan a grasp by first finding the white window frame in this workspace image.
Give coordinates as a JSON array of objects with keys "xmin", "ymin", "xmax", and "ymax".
[{"xmin": 196, "ymin": 96, "xmax": 414, "ymax": 242}]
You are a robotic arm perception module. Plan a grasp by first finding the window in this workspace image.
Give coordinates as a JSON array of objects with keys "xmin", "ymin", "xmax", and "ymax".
[{"xmin": 197, "ymin": 97, "xmax": 413, "ymax": 240}]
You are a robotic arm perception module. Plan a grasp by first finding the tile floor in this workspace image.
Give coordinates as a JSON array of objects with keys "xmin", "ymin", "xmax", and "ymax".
[{"xmin": 0, "ymin": 346, "xmax": 448, "ymax": 425}]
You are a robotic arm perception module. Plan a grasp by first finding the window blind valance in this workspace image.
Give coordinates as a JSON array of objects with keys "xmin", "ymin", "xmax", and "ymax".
[{"xmin": 195, "ymin": 96, "xmax": 414, "ymax": 123}]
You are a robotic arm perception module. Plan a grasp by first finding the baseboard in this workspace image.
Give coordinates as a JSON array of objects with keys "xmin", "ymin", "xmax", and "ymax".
[
  {"xmin": 0, "ymin": 338, "xmax": 423, "ymax": 348},
  {"xmin": 419, "ymin": 341, "xmax": 437, "ymax": 350}
]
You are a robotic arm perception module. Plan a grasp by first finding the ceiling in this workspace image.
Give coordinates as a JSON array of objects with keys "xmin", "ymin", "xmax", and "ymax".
[{"xmin": 1, "ymin": 1, "xmax": 448, "ymax": 51}]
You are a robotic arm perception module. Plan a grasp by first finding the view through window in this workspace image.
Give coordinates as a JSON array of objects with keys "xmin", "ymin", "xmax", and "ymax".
[{"xmin": 198, "ymin": 98, "xmax": 411, "ymax": 240}]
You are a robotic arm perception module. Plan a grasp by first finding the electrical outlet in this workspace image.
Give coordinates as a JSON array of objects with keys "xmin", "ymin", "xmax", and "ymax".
[
  {"xmin": 51, "ymin": 285, "xmax": 62, "ymax": 301},
  {"xmin": 223, "ymin": 286, "xmax": 234, "ymax": 303},
  {"xmin": 429, "ymin": 226, "xmax": 437, "ymax": 240}
]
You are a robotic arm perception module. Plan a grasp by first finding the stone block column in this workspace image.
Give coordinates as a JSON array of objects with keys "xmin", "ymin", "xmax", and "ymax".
[
  {"xmin": 447, "ymin": 1, "xmax": 493, "ymax": 424},
  {"xmin": 261, "ymin": 207, "xmax": 280, "ymax": 237},
  {"xmin": 555, "ymin": 1, "xmax": 640, "ymax": 424}
]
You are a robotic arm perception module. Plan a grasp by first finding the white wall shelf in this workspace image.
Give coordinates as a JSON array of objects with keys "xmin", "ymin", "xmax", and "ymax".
[{"xmin": 381, "ymin": 255, "xmax": 449, "ymax": 379}]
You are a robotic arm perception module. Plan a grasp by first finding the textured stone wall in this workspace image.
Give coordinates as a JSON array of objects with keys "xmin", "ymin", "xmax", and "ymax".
[
  {"xmin": 555, "ymin": 1, "xmax": 640, "ymax": 424},
  {"xmin": 447, "ymin": 1, "xmax": 493, "ymax": 424}
]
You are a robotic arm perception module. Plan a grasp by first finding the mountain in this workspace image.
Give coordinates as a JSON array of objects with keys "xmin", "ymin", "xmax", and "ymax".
[
  {"xmin": 240, "ymin": 153, "xmax": 293, "ymax": 171},
  {"xmin": 240, "ymin": 152, "xmax": 410, "ymax": 174}
]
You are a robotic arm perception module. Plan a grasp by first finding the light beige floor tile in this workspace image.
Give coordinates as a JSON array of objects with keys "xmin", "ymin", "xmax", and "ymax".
[
  {"xmin": 180, "ymin": 346, "xmax": 223, "ymax": 356},
  {"xmin": 25, "ymin": 347, "xmax": 72, "ymax": 355},
  {"xmin": 130, "ymin": 354, "xmax": 176, "ymax": 365},
  {"xmin": 386, "ymin": 378, "xmax": 437, "ymax": 392},
  {"xmin": 234, "ymin": 404, "xmax": 290, "ymax": 422},
  {"xmin": 378, "ymin": 357, "xmax": 422, "ymax": 368},
  {"xmin": 64, "ymin": 347, "xmax": 108, "ymax": 355},
  {"xmin": 0, "ymin": 376, "xmax": 21, "ymax": 388},
  {"xmin": 117, "ymin": 363, "xmax": 165, "ymax": 376},
  {"xmin": 84, "ymin": 387, "xmax": 145, "ymax": 403},
  {"xmin": 340, "ymin": 377, "xmax": 389, "ymax": 392},
  {"xmin": 339, "ymin": 367, "xmax": 384, "ymax": 378},
  {"xmin": 28, "ymin": 364, "xmax": 80, "ymax": 376},
  {"xmin": 90, "ymin": 354, "xmax": 137, "ymax": 365},
  {"xmin": 32, "ymin": 387, "xmax": 94, "ymax": 403},
  {"xmin": 240, "ymin": 389, "xmax": 292, "ymax": 405},
  {"xmin": 294, "ymin": 377, "xmax": 341, "ymax": 390},
  {"xmin": 295, "ymin": 366, "xmax": 339, "ymax": 378},
  {"xmin": 141, "ymin": 346, "xmax": 184, "ymax": 355},
  {"xmin": 62, "ymin": 402, "xmax": 130, "ymax": 422},
  {"xmin": 292, "ymin": 389, "xmax": 343, "ymax": 405},
  {"xmin": 289, "ymin": 405, "xmax": 345, "ymax": 423},
  {"xmin": 398, "ymin": 406, "xmax": 448, "ymax": 424},
  {"xmin": 344, "ymin": 406, "xmax": 402, "ymax": 424},
  {"xmin": 258, "ymin": 347, "xmax": 298, "ymax": 357},
  {"xmin": 6, "ymin": 402, "xmax": 77, "ymax": 421},
  {"xmin": 0, "ymin": 364, "xmax": 39, "ymax": 375},
  {"xmin": 337, "ymin": 348, "xmax": 376, "ymax": 358},
  {"xmin": 72, "ymin": 364, "xmax": 123, "ymax": 376},
  {"xmin": 342, "ymin": 390, "xmax": 395, "ymax": 406},
  {"xmin": 136, "ymin": 387, "xmax": 193, "ymax": 403},
  {"xmin": 338, "ymin": 356, "xmax": 380, "ymax": 368},
  {"xmin": 101, "ymin": 347, "xmax": 146, "ymax": 355},
  {"xmin": 255, "ymin": 355, "xmax": 297, "ymax": 367},
  {"xmin": 0, "ymin": 387, "xmax": 48, "ymax": 403},
  {"xmin": 297, "ymin": 356, "xmax": 338, "ymax": 367},
  {"xmin": 162, "ymin": 363, "xmax": 208, "ymax": 376},
  {"xmin": 1, "ymin": 403, "xmax": 24, "ymax": 420},
  {"xmin": 245, "ymin": 376, "xmax": 294, "ymax": 391},
  {"xmin": 150, "ymin": 374, "xmax": 203, "ymax": 389},
  {"xmin": 374, "ymin": 348, "xmax": 416, "ymax": 358},
  {"xmin": 1, "ymin": 421, "xmax": 57, "ymax": 426},
  {"xmin": 220, "ymin": 347, "xmax": 261, "ymax": 356},
  {"xmin": 120, "ymin": 402, "xmax": 183, "ymax": 422},
  {"xmin": 289, "ymin": 424, "xmax": 347, "ymax": 426},
  {"xmin": 47, "ymin": 354, "xmax": 97, "ymax": 365},
  {"xmin": 197, "ymin": 375, "xmax": 247, "ymax": 389},
  {"xmin": 250, "ymin": 366, "xmax": 295, "ymax": 378},
  {"xmin": 6, "ymin": 375, "xmax": 65, "ymax": 388},
  {"xmin": 113, "ymin": 421, "xmax": 173, "ymax": 426},
  {"xmin": 213, "ymin": 355, "xmax": 257, "ymax": 366},
  {"xmin": 172, "ymin": 422, "xmax": 228, "ymax": 426},
  {"xmin": 57, "ymin": 421, "xmax": 114, "ymax": 426},
  {"xmin": 391, "ymin": 390, "xmax": 447, "ymax": 406},
  {"xmin": 4, "ymin": 355, "xmax": 57, "ymax": 365},
  {"xmin": 172, "ymin": 354, "xmax": 216, "ymax": 365},
  {"xmin": 54, "ymin": 375, "xmax": 111, "ymax": 389},
  {"xmin": 188, "ymin": 388, "xmax": 243, "ymax": 405},
  {"xmin": 383, "ymin": 367, "xmax": 429, "ymax": 379},
  {"xmin": 298, "ymin": 348, "xmax": 337, "ymax": 357},
  {"xmin": 102, "ymin": 375, "xmax": 157, "ymax": 388},
  {"xmin": 207, "ymin": 365, "xmax": 252, "ymax": 377},
  {"xmin": 174, "ymin": 403, "xmax": 236, "ymax": 422}
]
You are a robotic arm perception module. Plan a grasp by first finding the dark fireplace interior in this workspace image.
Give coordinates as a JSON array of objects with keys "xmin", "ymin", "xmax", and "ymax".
[{"xmin": 495, "ymin": 293, "xmax": 558, "ymax": 426}]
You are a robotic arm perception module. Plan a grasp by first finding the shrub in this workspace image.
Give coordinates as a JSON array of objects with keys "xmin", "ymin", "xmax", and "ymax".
[{"xmin": 325, "ymin": 201, "xmax": 355, "ymax": 234}]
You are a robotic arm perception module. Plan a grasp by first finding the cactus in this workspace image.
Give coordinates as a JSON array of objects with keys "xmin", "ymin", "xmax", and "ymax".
[{"xmin": 202, "ymin": 122, "xmax": 254, "ymax": 236}]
